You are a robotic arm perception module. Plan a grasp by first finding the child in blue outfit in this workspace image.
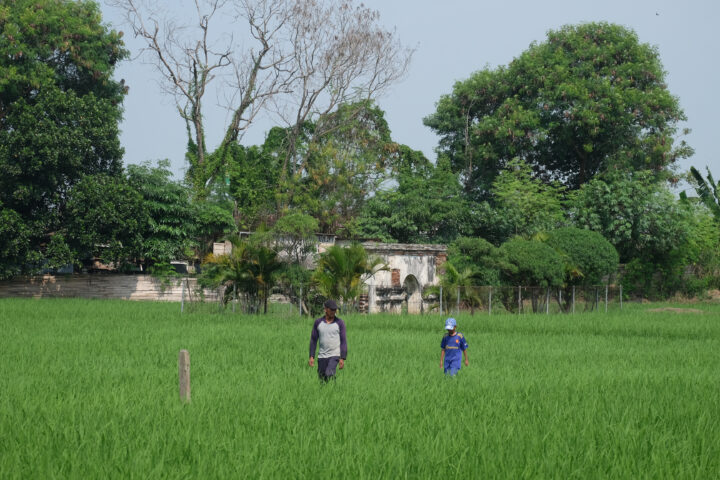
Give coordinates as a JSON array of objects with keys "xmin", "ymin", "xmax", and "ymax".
[{"xmin": 440, "ymin": 318, "xmax": 468, "ymax": 376}]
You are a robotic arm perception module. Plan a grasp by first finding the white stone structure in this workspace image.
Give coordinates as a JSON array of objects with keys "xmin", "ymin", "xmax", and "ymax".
[
  {"xmin": 348, "ymin": 242, "xmax": 447, "ymax": 314},
  {"xmin": 214, "ymin": 236, "xmax": 447, "ymax": 314}
]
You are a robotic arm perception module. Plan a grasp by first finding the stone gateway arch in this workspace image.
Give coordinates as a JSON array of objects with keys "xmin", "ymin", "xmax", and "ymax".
[{"xmin": 353, "ymin": 242, "xmax": 447, "ymax": 314}]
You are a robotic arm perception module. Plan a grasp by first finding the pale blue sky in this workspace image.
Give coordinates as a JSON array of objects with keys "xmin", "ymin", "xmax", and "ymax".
[{"xmin": 100, "ymin": 0, "xmax": 719, "ymax": 189}]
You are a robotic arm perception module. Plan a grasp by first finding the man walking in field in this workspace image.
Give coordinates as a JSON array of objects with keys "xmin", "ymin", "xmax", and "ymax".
[{"xmin": 309, "ymin": 299, "xmax": 347, "ymax": 383}]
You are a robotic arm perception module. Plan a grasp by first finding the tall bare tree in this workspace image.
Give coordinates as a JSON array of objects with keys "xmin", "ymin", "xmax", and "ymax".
[
  {"xmin": 109, "ymin": 0, "xmax": 292, "ymax": 196},
  {"xmin": 108, "ymin": 0, "xmax": 412, "ymax": 199},
  {"xmin": 276, "ymin": 0, "xmax": 412, "ymax": 176}
]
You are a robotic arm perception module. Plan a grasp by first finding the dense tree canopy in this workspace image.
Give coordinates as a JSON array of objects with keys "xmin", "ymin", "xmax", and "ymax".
[
  {"xmin": 424, "ymin": 22, "xmax": 692, "ymax": 200},
  {"xmin": 0, "ymin": 0, "xmax": 128, "ymax": 276},
  {"xmin": 485, "ymin": 158, "xmax": 567, "ymax": 241},
  {"xmin": 446, "ymin": 236, "xmax": 505, "ymax": 286},
  {"xmin": 571, "ymin": 170, "xmax": 691, "ymax": 263},
  {"xmin": 127, "ymin": 161, "xmax": 234, "ymax": 267},
  {"xmin": 356, "ymin": 156, "xmax": 473, "ymax": 244},
  {"xmin": 63, "ymin": 173, "xmax": 146, "ymax": 267}
]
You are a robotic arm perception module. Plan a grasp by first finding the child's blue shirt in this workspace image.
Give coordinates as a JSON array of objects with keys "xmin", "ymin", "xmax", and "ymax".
[{"xmin": 441, "ymin": 332, "xmax": 468, "ymax": 364}]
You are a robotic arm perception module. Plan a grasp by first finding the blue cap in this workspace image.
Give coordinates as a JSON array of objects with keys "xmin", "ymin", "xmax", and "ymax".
[{"xmin": 444, "ymin": 317, "xmax": 457, "ymax": 330}]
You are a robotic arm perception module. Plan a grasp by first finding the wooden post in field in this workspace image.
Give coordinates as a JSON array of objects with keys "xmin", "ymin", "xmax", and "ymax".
[
  {"xmin": 178, "ymin": 349, "xmax": 191, "ymax": 403},
  {"xmin": 620, "ymin": 285, "xmax": 623, "ymax": 310}
]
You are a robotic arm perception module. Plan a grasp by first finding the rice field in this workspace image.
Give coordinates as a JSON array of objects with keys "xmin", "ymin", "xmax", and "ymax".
[{"xmin": 1, "ymin": 298, "xmax": 719, "ymax": 479}]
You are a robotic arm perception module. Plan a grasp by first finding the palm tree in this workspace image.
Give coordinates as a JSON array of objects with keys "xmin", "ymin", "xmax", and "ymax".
[
  {"xmin": 200, "ymin": 238, "xmax": 282, "ymax": 313},
  {"xmin": 684, "ymin": 166, "xmax": 720, "ymax": 221},
  {"xmin": 438, "ymin": 263, "xmax": 483, "ymax": 314},
  {"xmin": 246, "ymin": 244, "xmax": 283, "ymax": 314},
  {"xmin": 312, "ymin": 243, "xmax": 388, "ymax": 310},
  {"xmin": 200, "ymin": 239, "xmax": 253, "ymax": 305}
]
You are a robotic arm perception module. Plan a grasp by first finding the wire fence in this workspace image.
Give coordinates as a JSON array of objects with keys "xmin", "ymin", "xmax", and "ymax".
[
  {"xmin": 421, "ymin": 285, "xmax": 623, "ymax": 315},
  {"xmin": 180, "ymin": 279, "xmax": 329, "ymax": 316},
  {"xmin": 180, "ymin": 280, "xmax": 623, "ymax": 316}
]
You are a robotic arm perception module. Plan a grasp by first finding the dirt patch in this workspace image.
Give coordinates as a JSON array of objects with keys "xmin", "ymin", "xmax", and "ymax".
[{"xmin": 646, "ymin": 307, "xmax": 704, "ymax": 314}]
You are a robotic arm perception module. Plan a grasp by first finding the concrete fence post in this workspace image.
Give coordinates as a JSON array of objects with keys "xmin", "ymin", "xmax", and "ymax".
[
  {"xmin": 559, "ymin": 289, "xmax": 562, "ymax": 312},
  {"xmin": 546, "ymin": 288, "xmax": 549, "ymax": 315},
  {"xmin": 605, "ymin": 285, "xmax": 608, "ymax": 313},
  {"xmin": 178, "ymin": 349, "xmax": 191, "ymax": 403}
]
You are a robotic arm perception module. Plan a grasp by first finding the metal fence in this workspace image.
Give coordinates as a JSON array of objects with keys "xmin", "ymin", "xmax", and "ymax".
[
  {"xmin": 181, "ymin": 280, "xmax": 623, "ymax": 316},
  {"xmin": 422, "ymin": 285, "xmax": 623, "ymax": 315},
  {"xmin": 180, "ymin": 280, "xmax": 328, "ymax": 316}
]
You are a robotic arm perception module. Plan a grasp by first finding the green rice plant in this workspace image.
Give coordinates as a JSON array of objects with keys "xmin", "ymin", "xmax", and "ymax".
[{"xmin": 0, "ymin": 298, "xmax": 718, "ymax": 478}]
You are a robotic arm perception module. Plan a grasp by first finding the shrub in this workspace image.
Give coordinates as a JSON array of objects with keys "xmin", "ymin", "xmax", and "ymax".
[
  {"xmin": 544, "ymin": 227, "xmax": 619, "ymax": 286},
  {"xmin": 446, "ymin": 236, "xmax": 503, "ymax": 285},
  {"xmin": 499, "ymin": 238, "xmax": 565, "ymax": 288}
]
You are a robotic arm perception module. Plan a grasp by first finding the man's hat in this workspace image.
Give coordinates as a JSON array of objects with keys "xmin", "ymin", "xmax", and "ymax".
[
  {"xmin": 324, "ymin": 299, "xmax": 338, "ymax": 310},
  {"xmin": 444, "ymin": 317, "xmax": 457, "ymax": 330}
]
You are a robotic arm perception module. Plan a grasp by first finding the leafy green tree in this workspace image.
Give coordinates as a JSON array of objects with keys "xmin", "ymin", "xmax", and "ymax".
[
  {"xmin": 200, "ymin": 240, "xmax": 253, "ymax": 306},
  {"xmin": 446, "ymin": 236, "xmax": 504, "ymax": 286},
  {"xmin": 63, "ymin": 174, "xmax": 147, "ymax": 268},
  {"xmin": 571, "ymin": 170, "xmax": 690, "ymax": 263},
  {"xmin": 498, "ymin": 237, "xmax": 565, "ymax": 312},
  {"xmin": 246, "ymin": 244, "xmax": 283, "ymax": 314},
  {"xmin": 226, "ymin": 140, "xmax": 281, "ymax": 230},
  {"xmin": 499, "ymin": 238, "xmax": 565, "ymax": 288},
  {"xmin": 312, "ymin": 243, "xmax": 388, "ymax": 310},
  {"xmin": 572, "ymin": 170, "xmax": 694, "ymax": 298},
  {"xmin": 230, "ymin": 102, "xmax": 400, "ymax": 234},
  {"xmin": 44, "ymin": 233, "xmax": 74, "ymax": 271},
  {"xmin": 488, "ymin": 158, "xmax": 567, "ymax": 240},
  {"xmin": 287, "ymin": 102, "xmax": 397, "ymax": 234},
  {"xmin": 679, "ymin": 205, "xmax": 720, "ymax": 292},
  {"xmin": 0, "ymin": 0, "xmax": 128, "ymax": 275},
  {"xmin": 544, "ymin": 227, "xmax": 619, "ymax": 285},
  {"xmin": 544, "ymin": 227, "xmax": 619, "ymax": 311},
  {"xmin": 356, "ymin": 157, "xmax": 474, "ymax": 243},
  {"xmin": 127, "ymin": 161, "xmax": 234, "ymax": 268},
  {"xmin": 424, "ymin": 22, "xmax": 692, "ymax": 200},
  {"xmin": 0, "ymin": 204, "xmax": 34, "ymax": 279},
  {"xmin": 271, "ymin": 212, "xmax": 319, "ymax": 266}
]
